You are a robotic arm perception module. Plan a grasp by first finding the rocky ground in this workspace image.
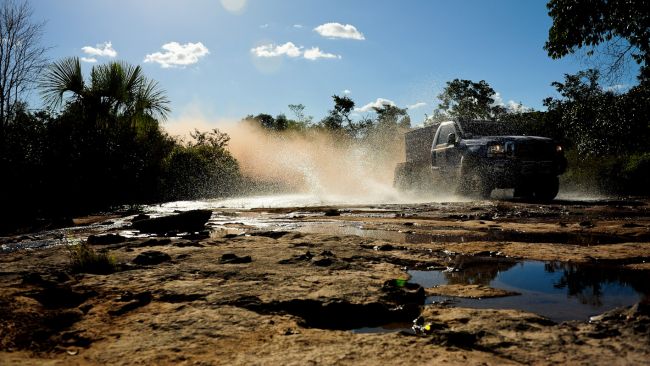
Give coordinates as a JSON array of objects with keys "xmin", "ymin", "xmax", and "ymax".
[{"xmin": 1, "ymin": 197, "xmax": 649, "ymax": 365}]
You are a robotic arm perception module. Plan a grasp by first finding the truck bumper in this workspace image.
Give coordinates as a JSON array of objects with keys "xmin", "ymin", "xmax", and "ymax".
[{"xmin": 483, "ymin": 158, "xmax": 566, "ymax": 189}]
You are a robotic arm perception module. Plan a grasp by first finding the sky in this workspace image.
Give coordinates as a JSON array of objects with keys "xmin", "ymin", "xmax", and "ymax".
[{"xmin": 30, "ymin": 0, "xmax": 597, "ymax": 129}]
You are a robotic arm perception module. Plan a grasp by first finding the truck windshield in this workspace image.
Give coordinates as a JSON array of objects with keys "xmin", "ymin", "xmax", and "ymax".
[{"xmin": 461, "ymin": 121, "xmax": 517, "ymax": 137}]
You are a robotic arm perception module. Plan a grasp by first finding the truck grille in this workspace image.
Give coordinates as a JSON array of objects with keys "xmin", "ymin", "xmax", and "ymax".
[{"xmin": 515, "ymin": 141, "xmax": 555, "ymax": 160}]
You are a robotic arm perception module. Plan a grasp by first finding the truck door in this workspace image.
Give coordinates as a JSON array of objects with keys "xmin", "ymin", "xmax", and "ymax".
[{"xmin": 432, "ymin": 123, "xmax": 459, "ymax": 177}]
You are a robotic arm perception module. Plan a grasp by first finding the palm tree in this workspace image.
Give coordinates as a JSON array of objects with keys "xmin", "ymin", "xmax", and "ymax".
[{"xmin": 40, "ymin": 57, "xmax": 170, "ymax": 123}]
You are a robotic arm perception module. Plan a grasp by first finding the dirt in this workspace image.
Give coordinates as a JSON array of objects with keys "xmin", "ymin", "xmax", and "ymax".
[{"xmin": 1, "ymin": 198, "xmax": 649, "ymax": 365}]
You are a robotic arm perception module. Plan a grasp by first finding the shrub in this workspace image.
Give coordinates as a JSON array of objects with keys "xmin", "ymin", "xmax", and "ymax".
[{"xmin": 68, "ymin": 242, "xmax": 116, "ymax": 274}]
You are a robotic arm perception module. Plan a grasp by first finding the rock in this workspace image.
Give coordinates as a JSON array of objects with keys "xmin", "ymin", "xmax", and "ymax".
[
  {"xmin": 87, "ymin": 234, "xmax": 126, "ymax": 245},
  {"xmin": 249, "ymin": 231, "xmax": 290, "ymax": 239},
  {"xmin": 132, "ymin": 251, "xmax": 172, "ymax": 265},
  {"xmin": 220, "ymin": 253, "xmax": 252, "ymax": 264},
  {"xmin": 381, "ymin": 279, "xmax": 425, "ymax": 304},
  {"xmin": 131, "ymin": 210, "xmax": 212, "ymax": 234},
  {"xmin": 131, "ymin": 214, "xmax": 150, "ymax": 223},
  {"xmin": 324, "ymin": 209, "xmax": 340, "ymax": 217},
  {"xmin": 108, "ymin": 292, "xmax": 152, "ymax": 316}
]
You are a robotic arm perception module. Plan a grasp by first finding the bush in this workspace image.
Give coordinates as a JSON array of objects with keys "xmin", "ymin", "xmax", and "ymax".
[{"xmin": 68, "ymin": 242, "xmax": 116, "ymax": 274}]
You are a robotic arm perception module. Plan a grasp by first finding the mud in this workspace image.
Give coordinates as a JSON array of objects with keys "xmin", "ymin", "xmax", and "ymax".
[{"xmin": 1, "ymin": 198, "xmax": 650, "ymax": 365}]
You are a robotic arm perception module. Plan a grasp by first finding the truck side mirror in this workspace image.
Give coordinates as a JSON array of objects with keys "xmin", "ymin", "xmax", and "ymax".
[{"xmin": 447, "ymin": 133, "xmax": 457, "ymax": 145}]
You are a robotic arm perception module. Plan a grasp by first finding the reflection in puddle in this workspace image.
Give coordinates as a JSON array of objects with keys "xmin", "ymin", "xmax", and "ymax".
[{"xmin": 409, "ymin": 261, "xmax": 650, "ymax": 322}]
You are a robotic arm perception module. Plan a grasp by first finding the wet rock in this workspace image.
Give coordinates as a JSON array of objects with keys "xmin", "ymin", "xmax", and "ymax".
[
  {"xmin": 231, "ymin": 296, "xmax": 420, "ymax": 330},
  {"xmin": 312, "ymin": 257, "xmax": 334, "ymax": 267},
  {"xmin": 374, "ymin": 244, "xmax": 395, "ymax": 251},
  {"xmin": 320, "ymin": 250, "xmax": 335, "ymax": 257},
  {"xmin": 132, "ymin": 251, "xmax": 172, "ymax": 266},
  {"xmin": 249, "ymin": 231, "xmax": 290, "ymax": 239},
  {"xmin": 174, "ymin": 241, "xmax": 205, "ymax": 248},
  {"xmin": 179, "ymin": 231, "xmax": 210, "ymax": 240},
  {"xmin": 87, "ymin": 234, "xmax": 126, "ymax": 245},
  {"xmin": 324, "ymin": 209, "xmax": 340, "ymax": 216},
  {"xmin": 623, "ymin": 222, "xmax": 643, "ymax": 228},
  {"xmin": 131, "ymin": 213, "xmax": 150, "ymax": 222},
  {"xmin": 136, "ymin": 238, "xmax": 172, "ymax": 247},
  {"xmin": 220, "ymin": 253, "xmax": 252, "ymax": 264},
  {"xmin": 23, "ymin": 286, "xmax": 95, "ymax": 309},
  {"xmin": 108, "ymin": 291, "xmax": 152, "ymax": 316},
  {"xmin": 131, "ymin": 210, "xmax": 212, "ymax": 234},
  {"xmin": 279, "ymin": 251, "xmax": 313, "ymax": 264},
  {"xmin": 382, "ymin": 279, "xmax": 425, "ymax": 304},
  {"xmin": 579, "ymin": 220, "xmax": 595, "ymax": 228}
]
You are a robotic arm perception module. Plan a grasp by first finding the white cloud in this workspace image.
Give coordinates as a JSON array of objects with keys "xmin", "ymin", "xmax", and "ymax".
[
  {"xmin": 355, "ymin": 98, "xmax": 396, "ymax": 112},
  {"xmin": 491, "ymin": 92, "xmax": 505, "ymax": 107},
  {"xmin": 220, "ymin": 0, "xmax": 247, "ymax": 14},
  {"xmin": 303, "ymin": 47, "xmax": 341, "ymax": 60},
  {"xmin": 343, "ymin": 89, "xmax": 351, "ymax": 94},
  {"xmin": 144, "ymin": 42, "xmax": 210, "ymax": 68},
  {"xmin": 314, "ymin": 22, "xmax": 365, "ymax": 40},
  {"xmin": 259, "ymin": 23, "xmax": 269, "ymax": 29},
  {"xmin": 407, "ymin": 102, "xmax": 426, "ymax": 109},
  {"xmin": 251, "ymin": 42, "xmax": 340, "ymax": 61},
  {"xmin": 507, "ymin": 100, "xmax": 532, "ymax": 113},
  {"xmin": 251, "ymin": 42, "xmax": 302, "ymax": 58},
  {"xmin": 81, "ymin": 41, "xmax": 117, "ymax": 58},
  {"xmin": 293, "ymin": 24, "xmax": 303, "ymax": 29},
  {"xmin": 80, "ymin": 57, "xmax": 97, "ymax": 63}
]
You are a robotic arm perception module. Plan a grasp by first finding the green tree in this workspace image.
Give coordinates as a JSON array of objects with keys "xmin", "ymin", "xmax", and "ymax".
[
  {"xmin": 545, "ymin": 0, "xmax": 650, "ymax": 82},
  {"xmin": 436, "ymin": 79, "xmax": 506, "ymax": 120},
  {"xmin": 320, "ymin": 94, "xmax": 355, "ymax": 131},
  {"xmin": 40, "ymin": 57, "xmax": 170, "ymax": 124},
  {"xmin": 543, "ymin": 69, "xmax": 648, "ymax": 156},
  {"xmin": 374, "ymin": 104, "xmax": 410, "ymax": 129}
]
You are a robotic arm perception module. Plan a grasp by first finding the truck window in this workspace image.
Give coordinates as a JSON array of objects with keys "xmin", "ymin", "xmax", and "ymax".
[{"xmin": 435, "ymin": 124, "xmax": 455, "ymax": 146}]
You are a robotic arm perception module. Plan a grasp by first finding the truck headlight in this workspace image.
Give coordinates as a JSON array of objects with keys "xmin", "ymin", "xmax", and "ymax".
[
  {"xmin": 556, "ymin": 145, "xmax": 563, "ymax": 153},
  {"xmin": 488, "ymin": 144, "xmax": 505, "ymax": 156}
]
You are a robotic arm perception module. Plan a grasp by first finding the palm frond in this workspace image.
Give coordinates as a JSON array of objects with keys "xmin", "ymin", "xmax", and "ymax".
[{"xmin": 39, "ymin": 57, "xmax": 84, "ymax": 109}]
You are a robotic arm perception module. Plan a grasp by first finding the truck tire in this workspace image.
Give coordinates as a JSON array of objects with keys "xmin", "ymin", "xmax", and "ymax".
[
  {"xmin": 457, "ymin": 168, "xmax": 492, "ymax": 199},
  {"xmin": 533, "ymin": 176, "xmax": 559, "ymax": 201}
]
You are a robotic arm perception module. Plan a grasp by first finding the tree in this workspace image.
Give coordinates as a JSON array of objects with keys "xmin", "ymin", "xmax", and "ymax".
[
  {"xmin": 436, "ymin": 79, "xmax": 506, "ymax": 120},
  {"xmin": 545, "ymin": 0, "xmax": 650, "ymax": 82},
  {"xmin": 40, "ymin": 57, "xmax": 170, "ymax": 124},
  {"xmin": 374, "ymin": 104, "xmax": 410, "ymax": 129},
  {"xmin": 288, "ymin": 103, "xmax": 313, "ymax": 125},
  {"xmin": 0, "ymin": 0, "xmax": 47, "ymax": 131},
  {"xmin": 320, "ymin": 94, "xmax": 354, "ymax": 131},
  {"xmin": 543, "ymin": 69, "xmax": 648, "ymax": 156}
]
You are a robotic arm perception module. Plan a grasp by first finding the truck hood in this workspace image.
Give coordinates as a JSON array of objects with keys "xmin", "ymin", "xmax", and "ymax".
[{"xmin": 462, "ymin": 135, "xmax": 555, "ymax": 145}]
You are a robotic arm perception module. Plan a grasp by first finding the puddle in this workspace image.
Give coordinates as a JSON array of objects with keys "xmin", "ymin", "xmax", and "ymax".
[{"xmin": 409, "ymin": 261, "xmax": 650, "ymax": 322}]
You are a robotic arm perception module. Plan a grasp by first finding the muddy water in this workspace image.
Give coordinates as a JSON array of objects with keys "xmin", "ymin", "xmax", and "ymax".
[{"xmin": 409, "ymin": 261, "xmax": 649, "ymax": 322}]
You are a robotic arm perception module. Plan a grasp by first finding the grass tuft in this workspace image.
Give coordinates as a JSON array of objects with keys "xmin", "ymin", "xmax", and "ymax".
[{"xmin": 68, "ymin": 242, "xmax": 116, "ymax": 274}]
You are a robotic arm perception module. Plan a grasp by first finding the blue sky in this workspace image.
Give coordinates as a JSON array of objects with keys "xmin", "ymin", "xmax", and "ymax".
[{"xmin": 31, "ymin": 0, "xmax": 595, "ymax": 128}]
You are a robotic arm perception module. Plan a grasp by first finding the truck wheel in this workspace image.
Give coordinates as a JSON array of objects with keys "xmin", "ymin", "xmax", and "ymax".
[
  {"xmin": 533, "ymin": 176, "xmax": 559, "ymax": 201},
  {"xmin": 514, "ymin": 183, "xmax": 534, "ymax": 199},
  {"xmin": 458, "ymin": 171, "xmax": 492, "ymax": 199}
]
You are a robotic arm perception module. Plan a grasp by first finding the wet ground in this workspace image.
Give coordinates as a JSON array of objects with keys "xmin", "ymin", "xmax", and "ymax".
[{"xmin": 1, "ymin": 195, "xmax": 650, "ymax": 365}]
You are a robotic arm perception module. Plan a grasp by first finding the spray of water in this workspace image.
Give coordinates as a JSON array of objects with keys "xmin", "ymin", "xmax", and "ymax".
[{"xmin": 211, "ymin": 121, "xmax": 466, "ymax": 207}]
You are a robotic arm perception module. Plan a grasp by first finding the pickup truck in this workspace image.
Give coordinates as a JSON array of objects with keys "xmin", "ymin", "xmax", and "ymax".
[{"xmin": 394, "ymin": 119, "xmax": 567, "ymax": 200}]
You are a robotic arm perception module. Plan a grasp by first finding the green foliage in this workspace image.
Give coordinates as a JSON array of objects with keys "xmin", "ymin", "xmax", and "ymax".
[
  {"xmin": 436, "ymin": 79, "xmax": 506, "ymax": 120},
  {"xmin": 320, "ymin": 95, "xmax": 355, "ymax": 131},
  {"xmin": 68, "ymin": 242, "xmax": 116, "ymax": 274},
  {"xmin": 161, "ymin": 129, "xmax": 241, "ymax": 200},
  {"xmin": 543, "ymin": 69, "xmax": 649, "ymax": 156},
  {"xmin": 41, "ymin": 57, "xmax": 170, "ymax": 121},
  {"xmin": 545, "ymin": 0, "xmax": 650, "ymax": 82}
]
